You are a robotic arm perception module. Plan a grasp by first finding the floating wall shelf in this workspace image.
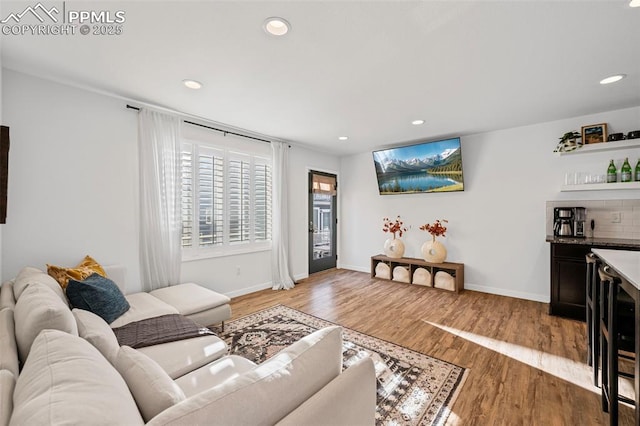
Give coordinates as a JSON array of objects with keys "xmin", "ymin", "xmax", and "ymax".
[
  {"xmin": 558, "ymin": 139, "xmax": 640, "ymax": 156},
  {"xmin": 560, "ymin": 182, "xmax": 640, "ymax": 192}
]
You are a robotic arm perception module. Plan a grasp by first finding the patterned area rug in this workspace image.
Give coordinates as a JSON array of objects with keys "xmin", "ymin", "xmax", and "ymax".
[{"xmin": 219, "ymin": 305, "xmax": 468, "ymax": 426}]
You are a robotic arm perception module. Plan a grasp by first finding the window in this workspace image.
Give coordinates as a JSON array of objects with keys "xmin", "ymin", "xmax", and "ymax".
[{"xmin": 181, "ymin": 141, "xmax": 272, "ymax": 259}]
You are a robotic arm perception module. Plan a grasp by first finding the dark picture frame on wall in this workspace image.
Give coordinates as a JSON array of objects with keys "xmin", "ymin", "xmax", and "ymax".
[
  {"xmin": 581, "ymin": 123, "xmax": 608, "ymax": 145},
  {"xmin": 0, "ymin": 126, "xmax": 9, "ymax": 224}
]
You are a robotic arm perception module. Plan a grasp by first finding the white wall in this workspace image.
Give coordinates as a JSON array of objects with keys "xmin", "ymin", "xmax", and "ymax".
[
  {"xmin": 1, "ymin": 70, "xmax": 341, "ymax": 295},
  {"xmin": 2, "ymin": 70, "xmax": 141, "ymax": 287},
  {"xmin": 339, "ymin": 106, "xmax": 640, "ymax": 302}
]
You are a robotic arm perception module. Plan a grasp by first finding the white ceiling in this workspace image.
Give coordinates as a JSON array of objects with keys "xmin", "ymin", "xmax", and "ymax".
[{"xmin": 2, "ymin": 1, "xmax": 639, "ymax": 155}]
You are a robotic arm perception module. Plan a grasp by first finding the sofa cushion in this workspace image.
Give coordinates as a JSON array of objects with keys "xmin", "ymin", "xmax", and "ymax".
[
  {"xmin": 12, "ymin": 267, "xmax": 41, "ymax": 299},
  {"xmin": 110, "ymin": 292, "xmax": 178, "ymax": 328},
  {"xmin": 175, "ymin": 354, "xmax": 256, "ymax": 397},
  {"xmin": 150, "ymin": 283, "xmax": 231, "ymax": 315},
  {"xmin": 73, "ymin": 308, "xmax": 120, "ymax": 364},
  {"xmin": 13, "ymin": 267, "xmax": 67, "ymax": 305},
  {"xmin": 11, "ymin": 329, "xmax": 144, "ymax": 426},
  {"xmin": 138, "ymin": 334, "xmax": 228, "ymax": 379},
  {"xmin": 0, "ymin": 370, "xmax": 15, "ymax": 426},
  {"xmin": 0, "ymin": 309, "xmax": 19, "ymax": 377},
  {"xmin": 67, "ymin": 274, "xmax": 130, "ymax": 323},
  {"xmin": 46, "ymin": 255, "xmax": 106, "ymax": 289},
  {"xmin": 147, "ymin": 326, "xmax": 344, "ymax": 426},
  {"xmin": 14, "ymin": 284, "xmax": 78, "ymax": 363},
  {"xmin": 1, "ymin": 281, "xmax": 15, "ymax": 310},
  {"xmin": 115, "ymin": 346, "xmax": 186, "ymax": 422}
]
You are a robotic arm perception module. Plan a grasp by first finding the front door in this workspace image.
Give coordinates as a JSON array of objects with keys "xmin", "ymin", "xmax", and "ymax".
[{"xmin": 308, "ymin": 171, "xmax": 337, "ymax": 274}]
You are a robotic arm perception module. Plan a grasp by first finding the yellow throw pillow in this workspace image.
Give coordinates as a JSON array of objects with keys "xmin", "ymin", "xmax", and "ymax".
[{"xmin": 47, "ymin": 255, "xmax": 106, "ymax": 289}]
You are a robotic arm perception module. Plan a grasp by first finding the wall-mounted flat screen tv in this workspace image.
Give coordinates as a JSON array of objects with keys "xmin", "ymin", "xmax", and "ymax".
[{"xmin": 373, "ymin": 137, "xmax": 464, "ymax": 195}]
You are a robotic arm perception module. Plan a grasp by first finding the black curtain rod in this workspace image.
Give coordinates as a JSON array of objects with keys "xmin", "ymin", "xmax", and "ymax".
[{"xmin": 127, "ymin": 104, "xmax": 273, "ymax": 145}]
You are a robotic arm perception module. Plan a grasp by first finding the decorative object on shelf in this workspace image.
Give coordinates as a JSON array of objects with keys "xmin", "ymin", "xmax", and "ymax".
[
  {"xmin": 412, "ymin": 267, "xmax": 431, "ymax": 286},
  {"xmin": 382, "ymin": 216, "xmax": 407, "ymax": 258},
  {"xmin": 628, "ymin": 130, "xmax": 640, "ymax": 140},
  {"xmin": 419, "ymin": 219, "xmax": 448, "ymax": 263},
  {"xmin": 607, "ymin": 159, "xmax": 618, "ymax": 183},
  {"xmin": 581, "ymin": 123, "xmax": 608, "ymax": 145},
  {"xmin": 374, "ymin": 262, "xmax": 390, "ymax": 279},
  {"xmin": 635, "ymin": 159, "xmax": 640, "ymax": 182},
  {"xmin": 434, "ymin": 271, "xmax": 456, "ymax": 291},
  {"xmin": 383, "ymin": 238, "xmax": 405, "ymax": 259},
  {"xmin": 621, "ymin": 158, "xmax": 633, "ymax": 182},
  {"xmin": 392, "ymin": 266, "xmax": 410, "ymax": 283},
  {"xmin": 553, "ymin": 131, "xmax": 582, "ymax": 153},
  {"xmin": 608, "ymin": 133, "xmax": 626, "ymax": 142}
]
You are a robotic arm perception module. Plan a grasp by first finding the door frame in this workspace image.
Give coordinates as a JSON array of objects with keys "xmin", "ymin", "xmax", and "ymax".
[{"xmin": 307, "ymin": 168, "xmax": 339, "ymax": 275}]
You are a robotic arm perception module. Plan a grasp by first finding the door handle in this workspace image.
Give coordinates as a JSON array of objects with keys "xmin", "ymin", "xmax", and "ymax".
[{"xmin": 309, "ymin": 221, "xmax": 314, "ymax": 233}]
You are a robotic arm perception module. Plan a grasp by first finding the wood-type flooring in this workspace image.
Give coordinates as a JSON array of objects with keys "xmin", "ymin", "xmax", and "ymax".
[{"xmin": 229, "ymin": 269, "xmax": 632, "ymax": 425}]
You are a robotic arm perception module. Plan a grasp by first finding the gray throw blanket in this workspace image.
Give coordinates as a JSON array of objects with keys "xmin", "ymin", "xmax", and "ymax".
[{"xmin": 113, "ymin": 314, "xmax": 215, "ymax": 348}]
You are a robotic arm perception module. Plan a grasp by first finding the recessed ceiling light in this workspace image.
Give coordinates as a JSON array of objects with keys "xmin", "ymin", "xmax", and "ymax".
[
  {"xmin": 599, "ymin": 74, "xmax": 626, "ymax": 85},
  {"xmin": 338, "ymin": 136, "xmax": 349, "ymax": 141},
  {"xmin": 412, "ymin": 119, "xmax": 425, "ymax": 125},
  {"xmin": 263, "ymin": 17, "xmax": 290, "ymax": 36},
  {"xmin": 183, "ymin": 79, "xmax": 202, "ymax": 89},
  {"xmin": 630, "ymin": 0, "xmax": 640, "ymax": 8}
]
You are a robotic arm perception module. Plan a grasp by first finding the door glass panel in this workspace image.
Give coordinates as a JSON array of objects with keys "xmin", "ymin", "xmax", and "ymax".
[{"xmin": 312, "ymin": 193, "xmax": 332, "ymax": 259}]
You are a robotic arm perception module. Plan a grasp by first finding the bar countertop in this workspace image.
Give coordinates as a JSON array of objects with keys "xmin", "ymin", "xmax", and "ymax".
[
  {"xmin": 592, "ymin": 248, "xmax": 640, "ymax": 290},
  {"xmin": 545, "ymin": 235, "xmax": 640, "ymax": 249}
]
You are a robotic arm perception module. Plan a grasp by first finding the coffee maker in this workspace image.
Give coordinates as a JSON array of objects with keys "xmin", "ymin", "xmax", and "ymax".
[{"xmin": 553, "ymin": 207, "xmax": 586, "ymax": 237}]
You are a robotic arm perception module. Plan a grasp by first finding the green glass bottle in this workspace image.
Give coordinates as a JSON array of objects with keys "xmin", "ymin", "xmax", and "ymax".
[
  {"xmin": 635, "ymin": 159, "xmax": 640, "ymax": 182},
  {"xmin": 621, "ymin": 157, "xmax": 632, "ymax": 182},
  {"xmin": 607, "ymin": 159, "xmax": 617, "ymax": 183}
]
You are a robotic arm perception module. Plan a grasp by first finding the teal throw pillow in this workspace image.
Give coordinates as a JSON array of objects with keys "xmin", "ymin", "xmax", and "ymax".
[{"xmin": 66, "ymin": 273, "xmax": 130, "ymax": 324}]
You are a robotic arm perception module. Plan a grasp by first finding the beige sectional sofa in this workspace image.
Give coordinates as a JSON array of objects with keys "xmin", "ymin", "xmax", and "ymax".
[{"xmin": 0, "ymin": 267, "xmax": 377, "ymax": 425}]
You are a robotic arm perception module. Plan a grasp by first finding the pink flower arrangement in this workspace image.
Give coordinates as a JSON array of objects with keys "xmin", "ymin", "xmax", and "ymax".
[
  {"xmin": 419, "ymin": 219, "xmax": 448, "ymax": 241},
  {"xmin": 382, "ymin": 216, "xmax": 407, "ymax": 239}
]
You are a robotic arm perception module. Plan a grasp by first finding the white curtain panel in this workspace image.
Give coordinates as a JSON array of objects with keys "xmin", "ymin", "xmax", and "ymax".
[
  {"xmin": 138, "ymin": 108, "xmax": 182, "ymax": 291},
  {"xmin": 271, "ymin": 141, "xmax": 295, "ymax": 290}
]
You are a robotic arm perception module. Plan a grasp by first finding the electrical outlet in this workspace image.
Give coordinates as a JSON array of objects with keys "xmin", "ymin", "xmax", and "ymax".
[
  {"xmin": 236, "ymin": 266, "xmax": 241, "ymax": 275},
  {"xmin": 611, "ymin": 212, "xmax": 621, "ymax": 223}
]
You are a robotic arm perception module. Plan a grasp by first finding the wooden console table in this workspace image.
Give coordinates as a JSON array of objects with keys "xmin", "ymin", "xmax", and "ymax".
[{"xmin": 370, "ymin": 255, "xmax": 464, "ymax": 292}]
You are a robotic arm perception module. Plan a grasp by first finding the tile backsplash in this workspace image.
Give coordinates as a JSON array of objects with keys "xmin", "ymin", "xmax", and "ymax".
[{"xmin": 546, "ymin": 199, "xmax": 640, "ymax": 239}]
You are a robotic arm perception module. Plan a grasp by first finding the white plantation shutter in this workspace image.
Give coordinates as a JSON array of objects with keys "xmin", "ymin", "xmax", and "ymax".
[
  {"xmin": 180, "ymin": 145, "xmax": 194, "ymax": 248},
  {"xmin": 228, "ymin": 155, "xmax": 251, "ymax": 243},
  {"xmin": 254, "ymin": 159, "xmax": 272, "ymax": 241},
  {"xmin": 181, "ymin": 141, "xmax": 271, "ymax": 257},
  {"xmin": 197, "ymin": 147, "xmax": 224, "ymax": 246}
]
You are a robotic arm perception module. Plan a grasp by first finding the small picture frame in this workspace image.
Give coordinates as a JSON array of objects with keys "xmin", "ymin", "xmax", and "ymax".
[{"xmin": 581, "ymin": 123, "xmax": 608, "ymax": 145}]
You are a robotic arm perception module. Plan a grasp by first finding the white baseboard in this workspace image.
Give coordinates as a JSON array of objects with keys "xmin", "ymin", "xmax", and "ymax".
[
  {"xmin": 464, "ymin": 283, "xmax": 549, "ymax": 303},
  {"xmin": 225, "ymin": 273, "xmax": 310, "ymax": 298},
  {"xmin": 293, "ymin": 273, "xmax": 309, "ymax": 282},
  {"xmin": 225, "ymin": 281, "xmax": 273, "ymax": 298},
  {"xmin": 339, "ymin": 264, "xmax": 369, "ymax": 273}
]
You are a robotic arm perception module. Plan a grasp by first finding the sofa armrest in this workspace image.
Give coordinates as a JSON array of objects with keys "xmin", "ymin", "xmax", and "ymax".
[
  {"xmin": 147, "ymin": 326, "xmax": 343, "ymax": 426},
  {"xmin": 275, "ymin": 357, "xmax": 377, "ymax": 426}
]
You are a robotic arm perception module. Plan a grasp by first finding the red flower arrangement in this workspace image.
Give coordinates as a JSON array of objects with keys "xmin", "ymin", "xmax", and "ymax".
[
  {"xmin": 382, "ymin": 216, "xmax": 407, "ymax": 239},
  {"xmin": 419, "ymin": 219, "xmax": 448, "ymax": 241}
]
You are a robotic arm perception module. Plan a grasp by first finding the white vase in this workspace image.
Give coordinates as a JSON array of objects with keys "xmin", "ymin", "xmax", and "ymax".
[
  {"xmin": 421, "ymin": 239, "xmax": 447, "ymax": 263},
  {"xmin": 384, "ymin": 238, "xmax": 405, "ymax": 258}
]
